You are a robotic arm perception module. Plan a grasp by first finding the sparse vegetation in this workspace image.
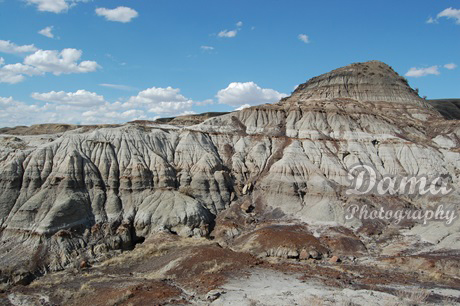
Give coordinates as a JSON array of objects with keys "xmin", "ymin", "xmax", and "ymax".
[
  {"xmin": 106, "ymin": 290, "xmax": 134, "ymax": 306},
  {"xmin": 396, "ymin": 288, "xmax": 430, "ymax": 304}
]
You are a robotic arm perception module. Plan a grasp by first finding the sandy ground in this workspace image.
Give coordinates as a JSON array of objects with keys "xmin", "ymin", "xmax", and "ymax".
[
  {"xmin": 206, "ymin": 268, "xmax": 460, "ymax": 306},
  {"xmin": 207, "ymin": 269, "xmax": 398, "ymax": 306}
]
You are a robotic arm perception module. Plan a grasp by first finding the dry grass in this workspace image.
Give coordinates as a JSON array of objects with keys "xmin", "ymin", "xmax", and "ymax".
[
  {"xmin": 302, "ymin": 295, "xmax": 326, "ymax": 306},
  {"xmin": 29, "ymin": 271, "xmax": 77, "ymax": 289},
  {"xmin": 204, "ymin": 260, "xmax": 232, "ymax": 274},
  {"xmin": 106, "ymin": 290, "xmax": 134, "ymax": 306},
  {"xmin": 142, "ymin": 257, "xmax": 184, "ymax": 280},
  {"xmin": 100, "ymin": 234, "xmax": 211, "ymax": 269},
  {"xmin": 442, "ymin": 296, "xmax": 459, "ymax": 306},
  {"xmin": 53, "ymin": 282, "xmax": 95, "ymax": 304},
  {"xmin": 396, "ymin": 288, "xmax": 430, "ymax": 304}
]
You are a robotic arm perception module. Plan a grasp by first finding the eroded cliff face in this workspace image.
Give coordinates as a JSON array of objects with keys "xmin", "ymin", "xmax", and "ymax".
[
  {"xmin": 1, "ymin": 61, "xmax": 460, "ymax": 282},
  {"xmin": 289, "ymin": 60, "xmax": 430, "ymax": 107}
]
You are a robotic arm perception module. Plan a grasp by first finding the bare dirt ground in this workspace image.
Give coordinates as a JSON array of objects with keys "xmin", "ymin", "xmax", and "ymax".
[{"xmin": 1, "ymin": 230, "xmax": 460, "ymax": 306}]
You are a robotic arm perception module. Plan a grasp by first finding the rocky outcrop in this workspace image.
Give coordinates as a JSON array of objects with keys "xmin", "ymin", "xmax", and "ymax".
[
  {"xmin": 1, "ymin": 60, "xmax": 459, "ymax": 281},
  {"xmin": 290, "ymin": 60, "xmax": 430, "ymax": 107},
  {"xmin": 232, "ymin": 224, "xmax": 328, "ymax": 259}
]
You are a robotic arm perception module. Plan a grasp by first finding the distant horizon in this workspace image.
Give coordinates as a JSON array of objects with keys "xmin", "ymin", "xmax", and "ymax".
[{"xmin": 1, "ymin": 0, "xmax": 459, "ymax": 127}]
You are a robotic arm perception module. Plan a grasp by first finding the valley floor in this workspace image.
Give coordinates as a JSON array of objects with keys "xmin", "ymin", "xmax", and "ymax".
[{"xmin": 2, "ymin": 233, "xmax": 460, "ymax": 306}]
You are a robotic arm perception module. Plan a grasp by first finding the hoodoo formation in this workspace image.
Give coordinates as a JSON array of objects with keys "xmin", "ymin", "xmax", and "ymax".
[
  {"xmin": 1, "ymin": 61, "xmax": 460, "ymax": 304},
  {"xmin": 291, "ymin": 61, "xmax": 429, "ymax": 106}
]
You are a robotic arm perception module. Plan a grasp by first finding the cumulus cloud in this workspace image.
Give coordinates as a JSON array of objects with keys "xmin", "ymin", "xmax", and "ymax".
[
  {"xmin": 25, "ymin": 0, "xmax": 89, "ymax": 13},
  {"xmin": 216, "ymin": 82, "xmax": 287, "ymax": 106},
  {"xmin": 125, "ymin": 86, "xmax": 193, "ymax": 114},
  {"xmin": 444, "ymin": 63, "xmax": 457, "ymax": 70},
  {"xmin": 0, "ymin": 96, "xmax": 60, "ymax": 127},
  {"xmin": 38, "ymin": 26, "xmax": 54, "ymax": 38},
  {"xmin": 236, "ymin": 21, "xmax": 243, "ymax": 27},
  {"xmin": 437, "ymin": 7, "xmax": 460, "ymax": 24},
  {"xmin": 26, "ymin": 0, "xmax": 69, "ymax": 13},
  {"xmin": 31, "ymin": 90, "xmax": 106, "ymax": 107},
  {"xmin": 218, "ymin": 30, "xmax": 238, "ymax": 38},
  {"xmin": 0, "ymin": 95, "xmax": 145, "ymax": 127},
  {"xmin": 2, "ymin": 104, "xmax": 142, "ymax": 127},
  {"xmin": 195, "ymin": 99, "xmax": 214, "ymax": 106},
  {"xmin": 95, "ymin": 6, "xmax": 139, "ymax": 23},
  {"xmin": 298, "ymin": 34, "xmax": 310, "ymax": 43},
  {"xmin": 24, "ymin": 48, "xmax": 99, "ymax": 75},
  {"xmin": 0, "ymin": 82, "xmax": 287, "ymax": 127},
  {"xmin": 235, "ymin": 104, "xmax": 251, "ymax": 111},
  {"xmin": 0, "ymin": 63, "xmax": 43, "ymax": 84},
  {"xmin": 0, "ymin": 43, "xmax": 100, "ymax": 84},
  {"xmin": 0, "ymin": 57, "xmax": 4, "ymax": 66},
  {"xmin": 0, "ymin": 85, "xmax": 201, "ymax": 127},
  {"xmin": 405, "ymin": 63, "xmax": 458, "ymax": 78},
  {"xmin": 81, "ymin": 108, "xmax": 147, "ymax": 123},
  {"xmin": 405, "ymin": 66, "xmax": 440, "ymax": 78},
  {"xmin": 0, "ymin": 96, "xmax": 19, "ymax": 108},
  {"xmin": 0, "ymin": 40, "xmax": 38, "ymax": 54}
]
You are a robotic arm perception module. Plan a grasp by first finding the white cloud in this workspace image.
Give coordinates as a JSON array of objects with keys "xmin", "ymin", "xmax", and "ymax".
[
  {"xmin": 0, "ymin": 43, "xmax": 100, "ymax": 84},
  {"xmin": 64, "ymin": 86, "xmax": 197, "ymax": 124},
  {"xmin": 0, "ymin": 40, "xmax": 38, "ymax": 54},
  {"xmin": 26, "ymin": 0, "xmax": 69, "ymax": 13},
  {"xmin": 444, "ymin": 63, "xmax": 457, "ymax": 70},
  {"xmin": 426, "ymin": 17, "xmax": 437, "ymax": 24},
  {"xmin": 0, "ymin": 63, "xmax": 43, "ymax": 84},
  {"xmin": 38, "ymin": 26, "xmax": 54, "ymax": 38},
  {"xmin": 0, "ymin": 82, "xmax": 286, "ymax": 127},
  {"xmin": 3, "ymin": 106, "xmax": 129, "ymax": 127},
  {"xmin": 235, "ymin": 104, "xmax": 251, "ymax": 111},
  {"xmin": 0, "ymin": 94, "xmax": 150, "ymax": 127},
  {"xmin": 216, "ymin": 82, "xmax": 287, "ymax": 106},
  {"xmin": 24, "ymin": 48, "xmax": 100, "ymax": 75},
  {"xmin": 0, "ymin": 96, "xmax": 19, "ymax": 108},
  {"xmin": 31, "ymin": 90, "xmax": 106, "ymax": 107},
  {"xmin": 25, "ymin": 0, "xmax": 89, "ymax": 13},
  {"xmin": 99, "ymin": 83, "xmax": 137, "ymax": 91},
  {"xmin": 0, "ymin": 88, "xmax": 196, "ymax": 127},
  {"xmin": 95, "ymin": 6, "xmax": 139, "ymax": 23},
  {"xmin": 201, "ymin": 46, "xmax": 215, "ymax": 51},
  {"xmin": 195, "ymin": 99, "xmax": 214, "ymax": 106},
  {"xmin": 218, "ymin": 22, "xmax": 244, "ymax": 38},
  {"xmin": 405, "ymin": 66, "xmax": 440, "ymax": 78},
  {"xmin": 298, "ymin": 34, "xmax": 310, "ymax": 43},
  {"xmin": 78, "ymin": 103, "xmax": 149, "ymax": 124},
  {"xmin": 0, "ymin": 96, "xmax": 57, "ymax": 127},
  {"xmin": 218, "ymin": 30, "xmax": 238, "ymax": 38},
  {"xmin": 437, "ymin": 7, "xmax": 460, "ymax": 24},
  {"xmin": 0, "ymin": 57, "xmax": 4, "ymax": 66},
  {"xmin": 125, "ymin": 86, "xmax": 193, "ymax": 114}
]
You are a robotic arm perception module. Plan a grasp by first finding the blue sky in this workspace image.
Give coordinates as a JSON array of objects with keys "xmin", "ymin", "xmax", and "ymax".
[{"xmin": 0, "ymin": 0, "xmax": 459, "ymax": 126}]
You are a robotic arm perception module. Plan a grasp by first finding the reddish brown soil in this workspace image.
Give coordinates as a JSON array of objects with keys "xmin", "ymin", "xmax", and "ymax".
[
  {"xmin": 234, "ymin": 224, "xmax": 328, "ymax": 257},
  {"xmin": 78, "ymin": 280, "xmax": 186, "ymax": 306},
  {"xmin": 321, "ymin": 227, "xmax": 367, "ymax": 256},
  {"xmin": 167, "ymin": 244, "xmax": 260, "ymax": 293}
]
